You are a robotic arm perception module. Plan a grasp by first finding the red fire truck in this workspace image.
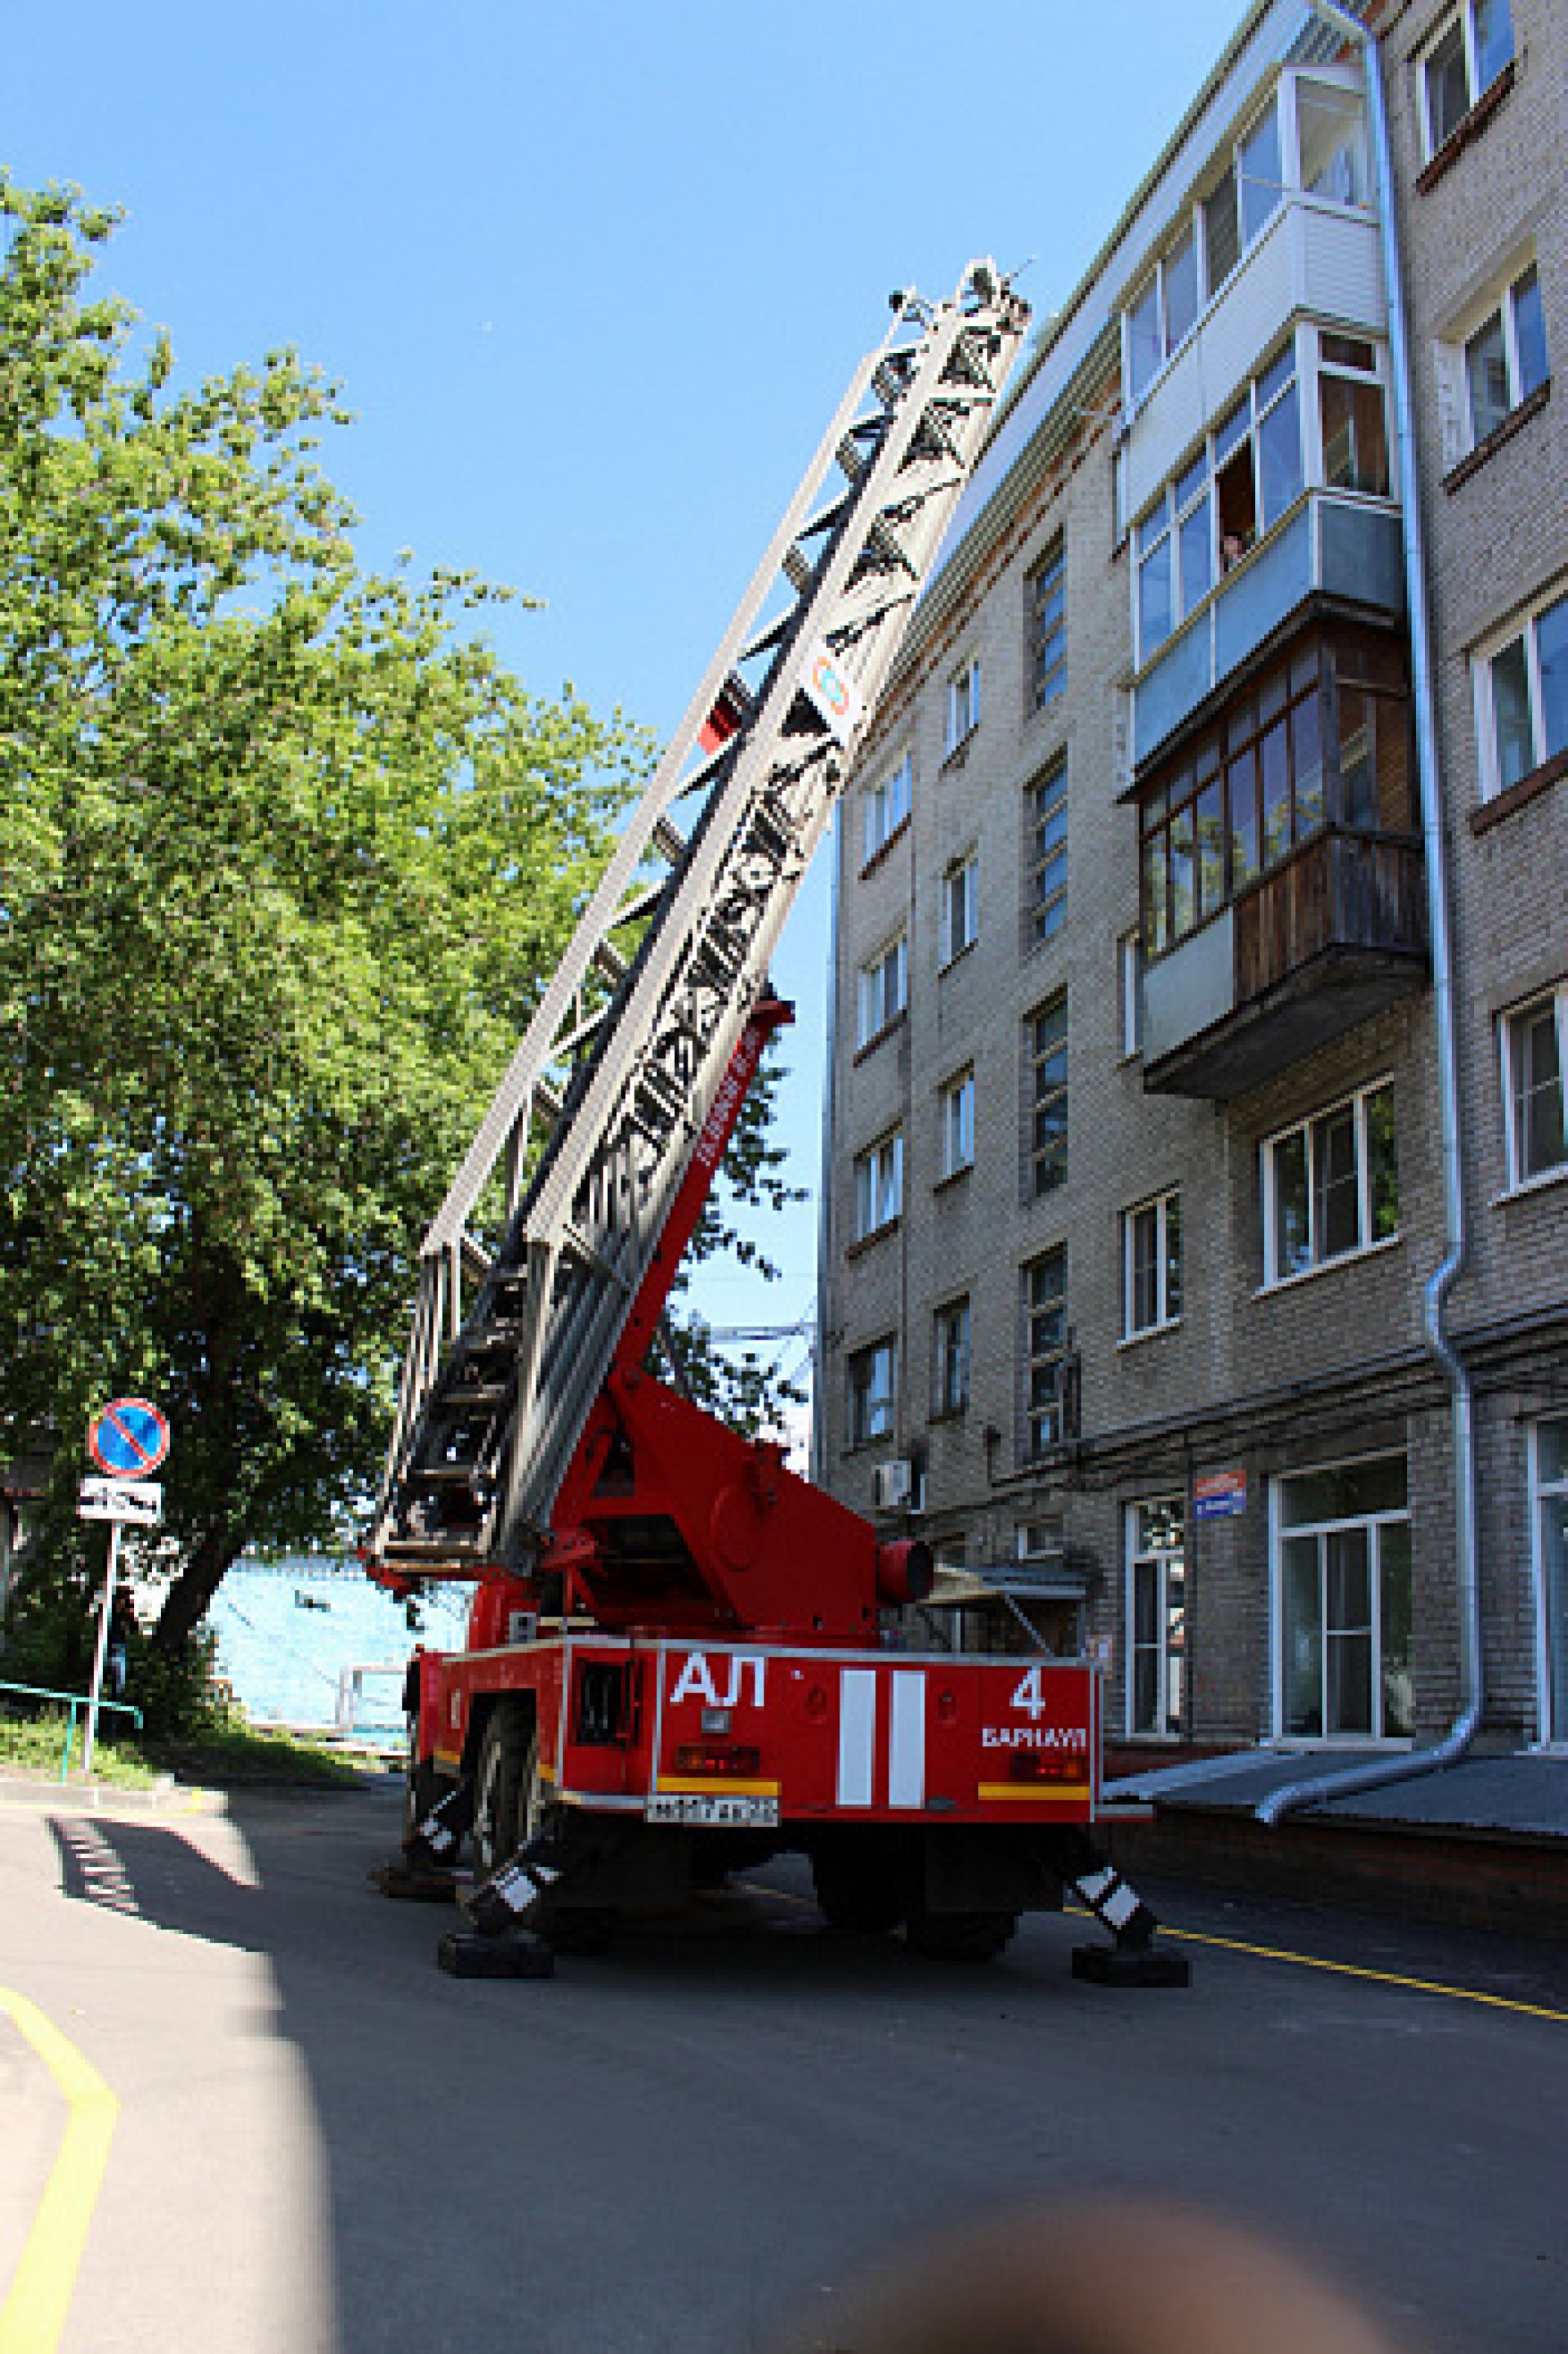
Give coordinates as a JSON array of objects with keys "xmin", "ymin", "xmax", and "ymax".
[{"xmin": 365, "ymin": 263, "xmax": 1184, "ymax": 1986}]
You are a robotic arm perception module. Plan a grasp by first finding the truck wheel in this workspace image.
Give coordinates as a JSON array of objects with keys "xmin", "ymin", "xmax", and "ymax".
[
  {"xmin": 472, "ymin": 1700, "xmax": 532, "ymax": 1879},
  {"xmin": 811, "ymin": 1846, "xmax": 905, "ymax": 1936},
  {"xmin": 905, "ymin": 1907, "xmax": 1018, "ymax": 1964}
]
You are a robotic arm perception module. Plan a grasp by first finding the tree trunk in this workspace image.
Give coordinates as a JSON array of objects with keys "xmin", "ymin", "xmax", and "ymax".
[{"xmin": 153, "ymin": 1523, "xmax": 238, "ymax": 1653}]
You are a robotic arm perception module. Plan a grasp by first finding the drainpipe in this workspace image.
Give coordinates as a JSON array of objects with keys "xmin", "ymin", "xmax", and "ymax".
[{"xmin": 1256, "ymin": 0, "xmax": 1481, "ymax": 1824}]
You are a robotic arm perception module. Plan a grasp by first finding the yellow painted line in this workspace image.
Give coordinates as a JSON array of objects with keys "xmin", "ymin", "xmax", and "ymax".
[
  {"xmin": 655, "ymin": 1776, "xmax": 781, "ymax": 1798},
  {"xmin": 1065, "ymin": 1907, "xmax": 1568, "ymax": 2024},
  {"xmin": 0, "ymin": 1990, "xmax": 119, "ymax": 2354}
]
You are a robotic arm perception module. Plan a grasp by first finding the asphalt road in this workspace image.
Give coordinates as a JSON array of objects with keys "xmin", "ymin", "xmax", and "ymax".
[{"xmin": 2, "ymin": 1778, "xmax": 1563, "ymax": 2354}]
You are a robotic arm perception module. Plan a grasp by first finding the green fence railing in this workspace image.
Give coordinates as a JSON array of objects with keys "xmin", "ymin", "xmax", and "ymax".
[{"xmin": 0, "ymin": 1680, "xmax": 145, "ymax": 1781}]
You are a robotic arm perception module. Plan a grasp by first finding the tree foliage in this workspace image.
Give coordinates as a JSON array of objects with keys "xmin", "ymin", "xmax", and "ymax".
[
  {"xmin": 1, "ymin": 175, "xmax": 808, "ymax": 1682},
  {"xmin": 0, "ymin": 175, "xmax": 645, "ymax": 1652}
]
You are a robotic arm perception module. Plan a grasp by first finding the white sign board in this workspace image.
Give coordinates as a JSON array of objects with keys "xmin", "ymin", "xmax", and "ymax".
[
  {"xmin": 799, "ymin": 640, "xmax": 864, "ymax": 746},
  {"xmin": 78, "ymin": 1476, "xmax": 163, "ymax": 1527}
]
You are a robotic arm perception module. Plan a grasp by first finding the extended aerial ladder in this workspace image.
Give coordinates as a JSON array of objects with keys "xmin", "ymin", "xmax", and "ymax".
[
  {"xmin": 368, "ymin": 262, "xmax": 1186, "ymax": 1986},
  {"xmin": 367, "ymin": 263, "xmax": 1029, "ymax": 1583}
]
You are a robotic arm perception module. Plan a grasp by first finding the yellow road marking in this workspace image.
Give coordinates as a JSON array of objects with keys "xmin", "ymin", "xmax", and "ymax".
[
  {"xmin": 1144, "ymin": 1919, "xmax": 1568, "ymax": 2023},
  {"xmin": 742, "ymin": 1882, "xmax": 1567, "ymax": 2022},
  {"xmin": 0, "ymin": 1990, "xmax": 119, "ymax": 2354}
]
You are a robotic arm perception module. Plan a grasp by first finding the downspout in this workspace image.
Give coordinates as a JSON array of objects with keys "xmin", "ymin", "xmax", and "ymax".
[
  {"xmin": 1257, "ymin": 0, "xmax": 1481, "ymax": 1823},
  {"xmin": 810, "ymin": 812, "xmax": 843, "ymax": 1489}
]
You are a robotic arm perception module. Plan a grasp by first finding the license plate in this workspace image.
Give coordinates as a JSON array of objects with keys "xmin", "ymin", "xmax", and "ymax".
[{"xmin": 644, "ymin": 1792, "xmax": 780, "ymax": 1828}]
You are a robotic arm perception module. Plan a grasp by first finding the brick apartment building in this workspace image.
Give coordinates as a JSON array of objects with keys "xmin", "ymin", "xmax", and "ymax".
[{"xmin": 815, "ymin": 0, "xmax": 1566, "ymax": 1760}]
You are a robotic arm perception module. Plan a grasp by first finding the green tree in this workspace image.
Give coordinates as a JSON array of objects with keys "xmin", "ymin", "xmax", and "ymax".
[
  {"xmin": 0, "ymin": 175, "xmax": 641, "ymax": 1655},
  {"xmin": 0, "ymin": 174, "xmax": 806, "ymax": 1679}
]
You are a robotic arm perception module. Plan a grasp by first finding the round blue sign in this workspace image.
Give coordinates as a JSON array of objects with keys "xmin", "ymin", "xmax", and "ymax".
[{"xmin": 88, "ymin": 1398, "xmax": 170, "ymax": 1478}]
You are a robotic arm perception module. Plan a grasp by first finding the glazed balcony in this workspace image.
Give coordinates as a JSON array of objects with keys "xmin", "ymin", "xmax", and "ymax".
[{"xmin": 1142, "ymin": 827, "xmax": 1427, "ymax": 1099}]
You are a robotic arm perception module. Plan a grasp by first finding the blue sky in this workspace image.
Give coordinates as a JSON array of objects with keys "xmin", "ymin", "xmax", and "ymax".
[{"xmin": 6, "ymin": 0, "xmax": 1250, "ymax": 1405}]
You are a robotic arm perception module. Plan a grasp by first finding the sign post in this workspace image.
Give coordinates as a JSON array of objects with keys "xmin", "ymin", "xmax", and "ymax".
[{"xmin": 80, "ymin": 1400, "xmax": 169, "ymax": 1776}]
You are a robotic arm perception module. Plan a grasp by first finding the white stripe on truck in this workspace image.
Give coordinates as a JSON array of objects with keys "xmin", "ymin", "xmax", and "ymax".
[
  {"xmin": 837, "ymin": 1669, "xmax": 877, "ymax": 1807},
  {"xmin": 889, "ymin": 1671, "xmax": 926, "ymax": 1809}
]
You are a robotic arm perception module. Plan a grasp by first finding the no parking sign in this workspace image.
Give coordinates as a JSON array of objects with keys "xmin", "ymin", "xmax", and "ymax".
[{"xmin": 87, "ymin": 1398, "xmax": 171, "ymax": 1479}]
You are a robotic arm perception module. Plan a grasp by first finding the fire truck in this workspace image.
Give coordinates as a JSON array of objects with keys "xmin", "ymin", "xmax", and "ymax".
[{"xmin": 365, "ymin": 261, "xmax": 1185, "ymax": 1986}]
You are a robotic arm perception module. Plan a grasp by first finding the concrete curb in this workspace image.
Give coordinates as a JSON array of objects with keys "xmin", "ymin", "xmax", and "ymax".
[{"xmin": 0, "ymin": 1772, "xmax": 226, "ymax": 1819}]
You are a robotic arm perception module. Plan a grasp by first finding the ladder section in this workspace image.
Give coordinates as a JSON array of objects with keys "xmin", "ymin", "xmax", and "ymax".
[{"xmin": 368, "ymin": 261, "xmax": 1028, "ymax": 1576}]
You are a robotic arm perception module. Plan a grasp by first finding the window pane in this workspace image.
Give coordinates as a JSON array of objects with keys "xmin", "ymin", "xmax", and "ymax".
[
  {"xmin": 1132, "ymin": 1205, "xmax": 1159, "ymax": 1331},
  {"xmin": 1489, "ymin": 635, "xmax": 1535, "ymax": 792},
  {"xmin": 1273, "ymin": 1128, "xmax": 1311, "ymax": 1278},
  {"xmin": 1512, "ymin": 266, "xmax": 1548, "ymax": 402},
  {"xmin": 1339, "ymin": 686, "xmax": 1376, "ymax": 828},
  {"xmin": 1535, "ymin": 592, "xmax": 1568, "ymax": 764},
  {"xmin": 1321, "ymin": 375, "xmax": 1390, "ymax": 495},
  {"xmin": 1298, "ymin": 80, "xmax": 1369, "ymax": 207},
  {"xmin": 1261, "ymin": 719, "xmax": 1291, "ymax": 863},
  {"xmin": 1365, "ymin": 1082, "xmax": 1400, "ymax": 1240},
  {"xmin": 1473, "ymin": 0, "xmax": 1514, "ymax": 92},
  {"xmin": 1165, "ymin": 228, "xmax": 1199, "ymax": 349},
  {"xmin": 1169, "ymin": 802, "xmax": 1195, "ymax": 939},
  {"xmin": 1424, "ymin": 20, "xmax": 1469, "ymax": 149},
  {"xmin": 1165, "ymin": 1193, "xmax": 1183, "ymax": 1320},
  {"xmin": 1284, "ymin": 1536, "xmax": 1322, "ymax": 1736},
  {"xmin": 1513, "ymin": 1002, "xmax": 1566, "ymax": 1180},
  {"xmin": 1228, "ymin": 745, "xmax": 1260, "ymax": 886},
  {"xmin": 1379, "ymin": 1521, "xmax": 1414, "ymax": 1738},
  {"xmin": 1138, "ymin": 537, "xmax": 1173, "ymax": 656},
  {"xmin": 1281, "ymin": 1456, "xmax": 1407, "ymax": 1525},
  {"xmin": 1293, "ymin": 689, "xmax": 1325, "ymax": 836},
  {"xmin": 1240, "ymin": 105, "xmax": 1283, "ymax": 243},
  {"xmin": 1313, "ymin": 1101, "xmax": 1361, "ymax": 1259},
  {"xmin": 1196, "ymin": 778, "xmax": 1225, "ymax": 918},
  {"xmin": 1178, "ymin": 493, "xmax": 1213, "ymax": 613},
  {"xmin": 1143, "ymin": 833, "xmax": 1169, "ymax": 956},
  {"xmin": 1129, "ymin": 279, "xmax": 1163, "ymax": 399},
  {"xmin": 1258, "ymin": 379, "xmax": 1303, "ymax": 529},
  {"xmin": 1465, "ymin": 310, "xmax": 1512, "ymax": 442},
  {"xmin": 1218, "ymin": 447, "xmax": 1257, "ymax": 565},
  {"xmin": 1215, "ymin": 397, "xmax": 1250, "ymax": 467},
  {"xmin": 1204, "ymin": 167, "xmax": 1240, "ymax": 292}
]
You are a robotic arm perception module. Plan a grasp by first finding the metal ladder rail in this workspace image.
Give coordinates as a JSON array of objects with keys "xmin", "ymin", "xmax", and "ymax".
[
  {"xmin": 372, "ymin": 265, "xmax": 1027, "ymax": 1571},
  {"xmin": 371, "ymin": 315, "xmax": 916, "ymax": 1542}
]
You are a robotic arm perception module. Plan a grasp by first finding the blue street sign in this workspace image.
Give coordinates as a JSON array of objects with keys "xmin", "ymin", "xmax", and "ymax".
[{"xmin": 88, "ymin": 1398, "xmax": 171, "ymax": 1478}]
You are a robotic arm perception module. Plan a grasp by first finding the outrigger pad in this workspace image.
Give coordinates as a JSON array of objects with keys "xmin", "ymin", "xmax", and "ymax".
[
  {"xmin": 368, "ymin": 1861, "xmax": 461, "ymax": 1904},
  {"xmin": 438, "ymin": 1930, "xmax": 555, "ymax": 1980},
  {"xmin": 1071, "ymin": 1942, "xmax": 1191, "ymax": 1987}
]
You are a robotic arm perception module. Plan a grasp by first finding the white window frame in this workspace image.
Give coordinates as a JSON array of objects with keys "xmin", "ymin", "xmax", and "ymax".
[
  {"xmin": 853, "ymin": 1130, "xmax": 903, "ymax": 1242},
  {"xmin": 1530, "ymin": 1416, "xmax": 1568, "ymax": 1748},
  {"xmin": 1119, "ymin": 930, "xmax": 1144, "ymax": 1059},
  {"xmin": 933, "ymin": 1295, "xmax": 971, "ymax": 1418},
  {"xmin": 940, "ymin": 850, "xmax": 978, "ymax": 967},
  {"xmin": 1122, "ymin": 1189, "xmax": 1182, "ymax": 1340},
  {"xmin": 1134, "ymin": 333, "xmax": 1307, "ymax": 664},
  {"xmin": 1472, "ymin": 577, "xmax": 1568, "ymax": 802},
  {"xmin": 855, "ymin": 931, "xmax": 907, "ymax": 1047},
  {"xmin": 1260, "ymin": 1078, "xmax": 1400, "ymax": 1288},
  {"xmin": 1312, "ymin": 329, "xmax": 1392, "ymax": 500},
  {"xmin": 1031, "ymin": 539, "xmax": 1067, "ymax": 711},
  {"xmin": 1271, "ymin": 1453, "xmax": 1413, "ymax": 1744},
  {"xmin": 1027, "ymin": 996, "xmax": 1069, "ymax": 1198},
  {"xmin": 861, "ymin": 751, "xmax": 911, "ymax": 867},
  {"xmin": 945, "ymin": 656, "xmax": 981, "ymax": 754},
  {"xmin": 938, "ymin": 1067, "xmax": 975, "ymax": 1180},
  {"xmin": 847, "ymin": 1337, "xmax": 897, "ymax": 1447},
  {"xmin": 1416, "ymin": 0, "xmax": 1513, "ymax": 161},
  {"xmin": 1126, "ymin": 1498, "xmax": 1187, "ymax": 1739},
  {"xmin": 1027, "ymin": 760, "xmax": 1068, "ymax": 948},
  {"xmin": 1499, "ymin": 983, "xmax": 1568, "ymax": 1193},
  {"xmin": 1458, "ymin": 264, "xmax": 1547, "ymax": 452},
  {"xmin": 1023, "ymin": 1246, "xmax": 1067, "ymax": 1457}
]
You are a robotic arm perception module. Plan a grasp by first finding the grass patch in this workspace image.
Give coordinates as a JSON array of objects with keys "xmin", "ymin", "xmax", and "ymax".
[
  {"xmin": 147, "ymin": 1722, "xmax": 375, "ymax": 1790},
  {"xmin": 0, "ymin": 1710, "xmax": 160, "ymax": 1788},
  {"xmin": 0, "ymin": 1709, "xmax": 376, "ymax": 1792}
]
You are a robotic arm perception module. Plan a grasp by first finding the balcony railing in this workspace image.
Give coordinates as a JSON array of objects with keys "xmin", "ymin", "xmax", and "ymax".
[{"xmin": 1143, "ymin": 829, "xmax": 1427, "ymax": 1099}]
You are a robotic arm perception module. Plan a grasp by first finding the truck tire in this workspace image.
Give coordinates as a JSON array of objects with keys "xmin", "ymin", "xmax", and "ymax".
[
  {"xmin": 471, "ymin": 1700, "xmax": 533, "ymax": 1879},
  {"xmin": 811, "ymin": 1844, "xmax": 905, "ymax": 1936},
  {"xmin": 905, "ymin": 1906, "xmax": 1018, "ymax": 1964}
]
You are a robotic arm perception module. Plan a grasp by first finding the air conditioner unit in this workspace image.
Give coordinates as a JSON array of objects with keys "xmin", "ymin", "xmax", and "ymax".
[{"xmin": 873, "ymin": 1458, "xmax": 920, "ymax": 1511}]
